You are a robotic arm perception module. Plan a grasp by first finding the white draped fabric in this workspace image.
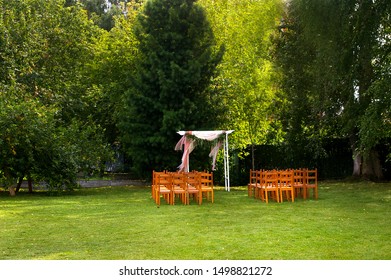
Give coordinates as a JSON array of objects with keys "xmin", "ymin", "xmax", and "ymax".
[{"xmin": 175, "ymin": 130, "xmax": 234, "ymax": 191}]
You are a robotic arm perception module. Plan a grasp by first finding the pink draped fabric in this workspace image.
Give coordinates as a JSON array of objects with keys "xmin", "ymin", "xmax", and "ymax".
[
  {"xmin": 191, "ymin": 131, "xmax": 225, "ymax": 141},
  {"xmin": 175, "ymin": 131, "xmax": 226, "ymax": 171},
  {"xmin": 209, "ymin": 140, "xmax": 222, "ymax": 170},
  {"xmin": 174, "ymin": 133, "xmax": 195, "ymax": 172}
]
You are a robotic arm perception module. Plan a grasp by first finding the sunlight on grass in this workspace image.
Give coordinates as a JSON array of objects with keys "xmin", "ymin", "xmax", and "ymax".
[{"xmin": 1, "ymin": 181, "xmax": 391, "ymax": 260}]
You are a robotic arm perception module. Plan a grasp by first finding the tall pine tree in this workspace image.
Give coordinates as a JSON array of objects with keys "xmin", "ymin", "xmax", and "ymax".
[{"xmin": 120, "ymin": 0, "xmax": 224, "ymax": 176}]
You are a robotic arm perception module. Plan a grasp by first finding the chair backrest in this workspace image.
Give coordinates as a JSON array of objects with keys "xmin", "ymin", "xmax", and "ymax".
[
  {"xmin": 186, "ymin": 171, "xmax": 201, "ymax": 188},
  {"xmin": 293, "ymin": 169, "xmax": 305, "ymax": 186},
  {"xmin": 152, "ymin": 170, "xmax": 166, "ymax": 185},
  {"xmin": 305, "ymin": 169, "xmax": 317, "ymax": 185},
  {"xmin": 171, "ymin": 172, "xmax": 186, "ymax": 189},
  {"xmin": 258, "ymin": 170, "xmax": 266, "ymax": 185},
  {"xmin": 279, "ymin": 169, "xmax": 294, "ymax": 186},
  {"xmin": 155, "ymin": 172, "xmax": 172, "ymax": 190},
  {"xmin": 264, "ymin": 170, "xmax": 278, "ymax": 186},
  {"xmin": 249, "ymin": 169, "xmax": 258, "ymax": 184},
  {"xmin": 199, "ymin": 171, "xmax": 213, "ymax": 187}
]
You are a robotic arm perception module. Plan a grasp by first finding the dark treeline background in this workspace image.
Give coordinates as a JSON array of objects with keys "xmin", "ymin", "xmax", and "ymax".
[{"xmin": 1, "ymin": 0, "xmax": 390, "ymax": 192}]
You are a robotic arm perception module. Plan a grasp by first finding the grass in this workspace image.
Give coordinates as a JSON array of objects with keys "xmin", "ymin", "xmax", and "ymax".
[{"xmin": 0, "ymin": 180, "xmax": 390, "ymax": 260}]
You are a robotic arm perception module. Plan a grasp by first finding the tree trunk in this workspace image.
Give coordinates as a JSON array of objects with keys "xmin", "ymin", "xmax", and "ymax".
[
  {"xmin": 352, "ymin": 150, "xmax": 362, "ymax": 177},
  {"xmin": 9, "ymin": 185, "xmax": 16, "ymax": 196},
  {"xmin": 4, "ymin": 169, "xmax": 17, "ymax": 196},
  {"xmin": 28, "ymin": 175, "xmax": 33, "ymax": 193},
  {"xmin": 362, "ymin": 149, "xmax": 383, "ymax": 180},
  {"xmin": 251, "ymin": 144, "xmax": 255, "ymax": 171},
  {"xmin": 350, "ymin": 133, "xmax": 360, "ymax": 177},
  {"xmin": 15, "ymin": 175, "xmax": 24, "ymax": 193},
  {"xmin": 351, "ymin": 144, "xmax": 383, "ymax": 180}
]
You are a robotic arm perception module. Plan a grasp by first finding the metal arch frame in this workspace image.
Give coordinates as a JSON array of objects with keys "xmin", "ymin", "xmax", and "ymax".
[{"xmin": 177, "ymin": 130, "xmax": 234, "ymax": 191}]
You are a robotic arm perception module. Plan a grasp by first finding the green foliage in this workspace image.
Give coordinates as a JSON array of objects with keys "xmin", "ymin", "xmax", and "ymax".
[
  {"xmin": 272, "ymin": 0, "xmax": 391, "ymax": 178},
  {"xmin": 199, "ymin": 0, "xmax": 285, "ymax": 167},
  {"xmin": 90, "ymin": 8, "xmax": 141, "ymax": 145},
  {"xmin": 0, "ymin": 0, "xmax": 112, "ymax": 191},
  {"xmin": 120, "ymin": 0, "xmax": 224, "ymax": 176},
  {"xmin": 0, "ymin": 86, "xmax": 70, "ymax": 190},
  {"xmin": 76, "ymin": 0, "xmax": 124, "ymax": 30},
  {"xmin": 2, "ymin": 0, "xmax": 389, "ymax": 185},
  {"xmin": 358, "ymin": 3, "xmax": 391, "ymax": 153}
]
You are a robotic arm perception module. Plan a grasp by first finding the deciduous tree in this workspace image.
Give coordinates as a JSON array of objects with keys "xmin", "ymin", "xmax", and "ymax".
[
  {"xmin": 273, "ymin": 0, "xmax": 391, "ymax": 179},
  {"xmin": 199, "ymin": 0, "xmax": 284, "ymax": 169},
  {"xmin": 0, "ymin": 0, "xmax": 111, "ymax": 193}
]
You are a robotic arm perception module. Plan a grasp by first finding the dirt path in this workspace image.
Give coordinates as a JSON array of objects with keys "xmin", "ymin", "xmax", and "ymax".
[
  {"xmin": 18, "ymin": 179, "xmax": 148, "ymax": 189},
  {"xmin": 78, "ymin": 179, "xmax": 147, "ymax": 187}
]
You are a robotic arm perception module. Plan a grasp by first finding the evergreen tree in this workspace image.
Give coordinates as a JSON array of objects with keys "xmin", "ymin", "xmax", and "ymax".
[{"xmin": 120, "ymin": 0, "xmax": 224, "ymax": 177}]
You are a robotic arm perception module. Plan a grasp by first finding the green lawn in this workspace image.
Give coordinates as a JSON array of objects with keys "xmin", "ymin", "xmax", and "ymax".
[{"xmin": 1, "ymin": 180, "xmax": 390, "ymax": 260}]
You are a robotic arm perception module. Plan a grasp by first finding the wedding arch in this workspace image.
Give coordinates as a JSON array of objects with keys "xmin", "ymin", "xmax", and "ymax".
[{"xmin": 174, "ymin": 130, "xmax": 234, "ymax": 191}]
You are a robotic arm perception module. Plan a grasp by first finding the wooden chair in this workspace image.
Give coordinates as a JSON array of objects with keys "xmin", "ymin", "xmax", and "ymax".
[
  {"xmin": 278, "ymin": 169, "xmax": 295, "ymax": 202},
  {"xmin": 153, "ymin": 171, "xmax": 172, "ymax": 206},
  {"xmin": 199, "ymin": 171, "xmax": 214, "ymax": 204},
  {"xmin": 170, "ymin": 172, "xmax": 187, "ymax": 205},
  {"xmin": 293, "ymin": 169, "xmax": 305, "ymax": 199},
  {"xmin": 261, "ymin": 170, "xmax": 279, "ymax": 203},
  {"xmin": 254, "ymin": 170, "xmax": 265, "ymax": 201},
  {"xmin": 304, "ymin": 168, "xmax": 318, "ymax": 199},
  {"xmin": 152, "ymin": 170, "xmax": 166, "ymax": 202},
  {"xmin": 248, "ymin": 169, "xmax": 260, "ymax": 197},
  {"xmin": 185, "ymin": 171, "xmax": 201, "ymax": 205}
]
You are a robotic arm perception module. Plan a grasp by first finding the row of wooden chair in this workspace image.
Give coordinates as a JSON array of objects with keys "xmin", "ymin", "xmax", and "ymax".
[
  {"xmin": 247, "ymin": 168, "xmax": 318, "ymax": 203},
  {"xmin": 152, "ymin": 170, "xmax": 214, "ymax": 206}
]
